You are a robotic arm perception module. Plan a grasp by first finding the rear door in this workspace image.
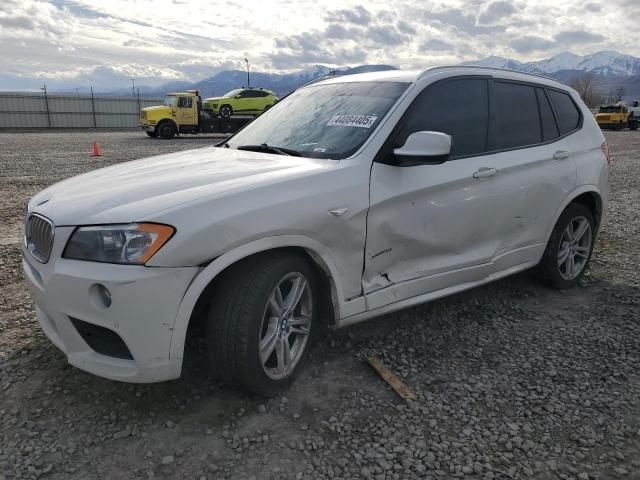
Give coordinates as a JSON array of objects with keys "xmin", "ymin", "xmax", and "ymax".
[{"xmin": 485, "ymin": 81, "xmax": 577, "ymax": 253}]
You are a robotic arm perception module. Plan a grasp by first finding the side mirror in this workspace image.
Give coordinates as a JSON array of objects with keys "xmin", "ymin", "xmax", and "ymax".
[
  {"xmin": 234, "ymin": 95, "xmax": 241, "ymax": 99},
  {"xmin": 393, "ymin": 131, "xmax": 452, "ymax": 166}
]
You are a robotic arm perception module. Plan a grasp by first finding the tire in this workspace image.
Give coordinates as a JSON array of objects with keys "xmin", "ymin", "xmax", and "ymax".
[
  {"xmin": 630, "ymin": 121, "xmax": 638, "ymax": 131},
  {"xmin": 146, "ymin": 131, "xmax": 158, "ymax": 138},
  {"xmin": 158, "ymin": 122, "xmax": 176, "ymax": 139},
  {"xmin": 207, "ymin": 253, "xmax": 316, "ymax": 396},
  {"xmin": 219, "ymin": 105, "xmax": 233, "ymax": 118},
  {"xmin": 536, "ymin": 203, "xmax": 596, "ymax": 289}
]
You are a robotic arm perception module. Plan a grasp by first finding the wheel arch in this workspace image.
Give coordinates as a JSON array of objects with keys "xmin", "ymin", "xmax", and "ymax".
[
  {"xmin": 545, "ymin": 186, "xmax": 603, "ymax": 245},
  {"xmin": 157, "ymin": 118, "xmax": 178, "ymax": 129},
  {"xmin": 168, "ymin": 235, "xmax": 344, "ymax": 365}
]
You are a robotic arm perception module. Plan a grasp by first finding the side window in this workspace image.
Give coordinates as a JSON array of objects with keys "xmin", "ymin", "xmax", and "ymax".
[
  {"xmin": 548, "ymin": 90, "xmax": 581, "ymax": 134},
  {"xmin": 177, "ymin": 97, "xmax": 192, "ymax": 108},
  {"xmin": 238, "ymin": 90, "xmax": 250, "ymax": 98},
  {"xmin": 492, "ymin": 82, "xmax": 541, "ymax": 150},
  {"xmin": 396, "ymin": 78, "xmax": 489, "ymax": 158},
  {"xmin": 536, "ymin": 88, "xmax": 559, "ymax": 142},
  {"xmin": 256, "ymin": 91, "xmax": 269, "ymax": 97}
]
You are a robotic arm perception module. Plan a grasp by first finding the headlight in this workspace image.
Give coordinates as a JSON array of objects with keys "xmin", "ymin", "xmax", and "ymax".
[{"xmin": 63, "ymin": 223, "xmax": 175, "ymax": 265}]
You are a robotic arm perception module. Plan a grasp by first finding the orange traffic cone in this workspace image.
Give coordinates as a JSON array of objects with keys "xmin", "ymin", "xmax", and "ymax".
[{"xmin": 91, "ymin": 142, "xmax": 102, "ymax": 157}]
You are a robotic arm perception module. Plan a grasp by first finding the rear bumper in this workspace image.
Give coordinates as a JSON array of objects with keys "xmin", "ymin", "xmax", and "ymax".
[{"xmin": 22, "ymin": 227, "xmax": 199, "ymax": 383}]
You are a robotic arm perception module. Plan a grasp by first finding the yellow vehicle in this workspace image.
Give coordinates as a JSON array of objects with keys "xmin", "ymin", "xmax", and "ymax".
[
  {"xmin": 139, "ymin": 90, "xmax": 252, "ymax": 139},
  {"xmin": 595, "ymin": 104, "xmax": 639, "ymax": 131}
]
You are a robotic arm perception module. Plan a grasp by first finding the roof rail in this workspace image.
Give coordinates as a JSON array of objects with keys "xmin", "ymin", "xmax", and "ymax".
[{"xmin": 417, "ymin": 65, "xmax": 559, "ymax": 83}]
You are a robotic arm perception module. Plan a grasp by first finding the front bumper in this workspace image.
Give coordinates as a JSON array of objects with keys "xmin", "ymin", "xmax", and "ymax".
[
  {"xmin": 139, "ymin": 123, "xmax": 156, "ymax": 133},
  {"xmin": 597, "ymin": 122, "xmax": 623, "ymax": 129},
  {"xmin": 22, "ymin": 226, "xmax": 199, "ymax": 383}
]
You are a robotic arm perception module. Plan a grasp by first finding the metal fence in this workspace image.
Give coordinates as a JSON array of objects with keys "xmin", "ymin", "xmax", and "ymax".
[{"xmin": 0, "ymin": 92, "xmax": 162, "ymax": 129}]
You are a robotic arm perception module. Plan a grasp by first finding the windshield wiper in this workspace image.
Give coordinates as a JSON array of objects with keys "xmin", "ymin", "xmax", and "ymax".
[{"xmin": 236, "ymin": 143, "xmax": 302, "ymax": 157}]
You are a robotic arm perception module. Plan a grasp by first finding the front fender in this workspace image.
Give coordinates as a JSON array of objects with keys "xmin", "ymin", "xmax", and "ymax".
[{"xmin": 168, "ymin": 235, "xmax": 346, "ymax": 363}]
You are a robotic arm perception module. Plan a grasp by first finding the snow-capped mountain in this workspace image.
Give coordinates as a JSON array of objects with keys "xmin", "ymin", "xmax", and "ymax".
[{"xmin": 463, "ymin": 51, "xmax": 640, "ymax": 77}]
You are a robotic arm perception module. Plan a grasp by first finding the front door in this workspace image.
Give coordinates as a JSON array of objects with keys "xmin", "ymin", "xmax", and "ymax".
[{"xmin": 175, "ymin": 96, "xmax": 196, "ymax": 126}]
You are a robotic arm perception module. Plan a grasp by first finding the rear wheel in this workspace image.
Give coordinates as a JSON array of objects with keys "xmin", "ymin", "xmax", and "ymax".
[
  {"xmin": 536, "ymin": 203, "xmax": 595, "ymax": 289},
  {"xmin": 219, "ymin": 105, "xmax": 233, "ymax": 118},
  {"xmin": 207, "ymin": 253, "xmax": 316, "ymax": 396},
  {"xmin": 158, "ymin": 122, "xmax": 177, "ymax": 139}
]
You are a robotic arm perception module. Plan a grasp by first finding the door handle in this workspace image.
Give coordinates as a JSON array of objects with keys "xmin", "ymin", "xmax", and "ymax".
[
  {"xmin": 553, "ymin": 150, "xmax": 570, "ymax": 160},
  {"xmin": 473, "ymin": 167, "xmax": 497, "ymax": 178}
]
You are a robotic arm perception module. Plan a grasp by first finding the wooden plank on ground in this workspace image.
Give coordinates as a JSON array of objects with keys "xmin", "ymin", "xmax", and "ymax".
[{"xmin": 367, "ymin": 355, "xmax": 417, "ymax": 400}]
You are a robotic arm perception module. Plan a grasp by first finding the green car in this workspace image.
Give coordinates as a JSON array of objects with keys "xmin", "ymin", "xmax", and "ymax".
[{"xmin": 203, "ymin": 88, "xmax": 278, "ymax": 118}]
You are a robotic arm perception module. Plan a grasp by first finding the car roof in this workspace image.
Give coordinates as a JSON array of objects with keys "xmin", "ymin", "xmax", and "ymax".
[{"xmin": 307, "ymin": 66, "xmax": 569, "ymax": 91}]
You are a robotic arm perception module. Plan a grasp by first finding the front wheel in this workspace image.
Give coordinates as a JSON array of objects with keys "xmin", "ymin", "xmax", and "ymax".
[
  {"xmin": 146, "ymin": 131, "xmax": 158, "ymax": 138},
  {"xmin": 158, "ymin": 122, "xmax": 176, "ymax": 139},
  {"xmin": 536, "ymin": 203, "xmax": 595, "ymax": 289},
  {"xmin": 207, "ymin": 253, "xmax": 316, "ymax": 396}
]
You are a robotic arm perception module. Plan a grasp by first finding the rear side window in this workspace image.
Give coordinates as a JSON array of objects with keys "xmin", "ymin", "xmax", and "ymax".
[
  {"xmin": 492, "ymin": 82, "xmax": 541, "ymax": 150},
  {"xmin": 548, "ymin": 90, "xmax": 581, "ymax": 134},
  {"xmin": 536, "ymin": 88, "xmax": 560, "ymax": 141},
  {"xmin": 397, "ymin": 78, "xmax": 489, "ymax": 158}
]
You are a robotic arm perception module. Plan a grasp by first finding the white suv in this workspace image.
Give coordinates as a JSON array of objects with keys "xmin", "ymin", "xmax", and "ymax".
[{"xmin": 23, "ymin": 67, "xmax": 609, "ymax": 396}]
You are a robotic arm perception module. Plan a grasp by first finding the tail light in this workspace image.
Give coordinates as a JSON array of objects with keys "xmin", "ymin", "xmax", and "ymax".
[{"xmin": 601, "ymin": 141, "xmax": 611, "ymax": 166}]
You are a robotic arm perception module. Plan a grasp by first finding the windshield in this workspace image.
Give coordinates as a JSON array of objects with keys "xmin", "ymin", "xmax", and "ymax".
[
  {"xmin": 226, "ymin": 81, "xmax": 408, "ymax": 159},
  {"xmin": 223, "ymin": 89, "xmax": 242, "ymax": 98},
  {"xmin": 163, "ymin": 95, "xmax": 177, "ymax": 107},
  {"xmin": 599, "ymin": 106, "xmax": 623, "ymax": 113}
]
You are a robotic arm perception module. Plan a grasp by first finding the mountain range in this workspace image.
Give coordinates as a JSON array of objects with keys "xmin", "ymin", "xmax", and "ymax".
[{"xmin": 104, "ymin": 51, "xmax": 640, "ymax": 99}]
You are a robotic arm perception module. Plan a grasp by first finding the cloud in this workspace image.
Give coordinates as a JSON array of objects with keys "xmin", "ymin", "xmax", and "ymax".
[
  {"xmin": 554, "ymin": 30, "xmax": 606, "ymax": 45},
  {"xmin": 367, "ymin": 25, "xmax": 410, "ymax": 46},
  {"xmin": 477, "ymin": 1, "xmax": 518, "ymax": 25},
  {"xmin": 421, "ymin": 39, "xmax": 455, "ymax": 52},
  {"xmin": 331, "ymin": 6, "xmax": 372, "ymax": 25},
  {"xmin": 510, "ymin": 35, "xmax": 556, "ymax": 54},
  {"xmin": 0, "ymin": 0, "xmax": 636, "ymax": 91},
  {"xmin": 428, "ymin": 7, "xmax": 503, "ymax": 35}
]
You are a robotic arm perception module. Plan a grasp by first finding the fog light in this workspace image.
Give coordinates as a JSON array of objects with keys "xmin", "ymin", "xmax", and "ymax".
[{"xmin": 89, "ymin": 283, "xmax": 112, "ymax": 309}]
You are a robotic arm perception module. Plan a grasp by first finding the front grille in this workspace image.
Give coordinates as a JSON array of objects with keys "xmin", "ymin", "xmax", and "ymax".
[
  {"xmin": 598, "ymin": 115, "xmax": 611, "ymax": 121},
  {"xmin": 140, "ymin": 111, "xmax": 147, "ymax": 120},
  {"xmin": 25, "ymin": 214, "xmax": 54, "ymax": 263},
  {"xmin": 70, "ymin": 317, "xmax": 134, "ymax": 360}
]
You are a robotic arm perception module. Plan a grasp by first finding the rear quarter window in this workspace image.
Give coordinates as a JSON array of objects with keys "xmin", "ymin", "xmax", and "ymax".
[{"xmin": 548, "ymin": 90, "xmax": 581, "ymax": 134}]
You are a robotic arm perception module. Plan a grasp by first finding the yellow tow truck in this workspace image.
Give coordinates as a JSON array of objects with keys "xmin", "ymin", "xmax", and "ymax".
[
  {"xmin": 595, "ymin": 104, "xmax": 639, "ymax": 131},
  {"xmin": 139, "ymin": 90, "xmax": 253, "ymax": 139}
]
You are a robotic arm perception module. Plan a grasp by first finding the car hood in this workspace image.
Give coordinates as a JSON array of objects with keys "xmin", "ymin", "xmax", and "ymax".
[
  {"xmin": 141, "ymin": 105, "xmax": 171, "ymax": 113},
  {"xmin": 29, "ymin": 147, "xmax": 333, "ymax": 226}
]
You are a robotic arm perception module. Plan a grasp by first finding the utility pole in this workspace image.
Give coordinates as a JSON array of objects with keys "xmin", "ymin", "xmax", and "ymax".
[
  {"xmin": 244, "ymin": 58, "xmax": 250, "ymax": 87},
  {"xmin": 130, "ymin": 78, "xmax": 136, "ymax": 96},
  {"xmin": 41, "ymin": 85, "xmax": 51, "ymax": 128},
  {"xmin": 90, "ymin": 86, "xmax": 97, "ymax": 128}
]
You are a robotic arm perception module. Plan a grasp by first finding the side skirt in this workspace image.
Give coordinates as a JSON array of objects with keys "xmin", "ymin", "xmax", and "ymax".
[{"xmin": 336, "ymin": 259, "xmax": 538, "ymax": 328}]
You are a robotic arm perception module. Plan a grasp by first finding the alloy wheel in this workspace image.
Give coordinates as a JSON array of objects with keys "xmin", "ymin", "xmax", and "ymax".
[
  {"xmin": 557, "ymin": 215, "xmax": 592, "ymax": 280},
  {"xmin": 259, "ymin": 272, "xmax": 312, "ymax": 380}
]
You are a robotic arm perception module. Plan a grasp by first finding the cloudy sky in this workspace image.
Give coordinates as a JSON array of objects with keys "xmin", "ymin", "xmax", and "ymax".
[{"xmin": 0, "ymin": 0, "xmax": 636, "ymax": 91}]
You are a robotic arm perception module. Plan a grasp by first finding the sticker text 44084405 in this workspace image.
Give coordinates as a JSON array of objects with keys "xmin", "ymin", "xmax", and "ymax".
[{"xmin": 327, "ymin": 114, "xmax": 378, "ymax": 129}]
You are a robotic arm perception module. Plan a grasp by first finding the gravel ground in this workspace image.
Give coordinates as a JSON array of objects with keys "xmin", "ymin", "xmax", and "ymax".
[{"xmin": 1, "ymin": 130, "xmax": 639, "ymax": 480}]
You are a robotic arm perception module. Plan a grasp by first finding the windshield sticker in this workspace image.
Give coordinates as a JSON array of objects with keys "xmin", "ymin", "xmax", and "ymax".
[{"xmin": 327, "ymin": 114, "xmax": 378, "ymax": 129}]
